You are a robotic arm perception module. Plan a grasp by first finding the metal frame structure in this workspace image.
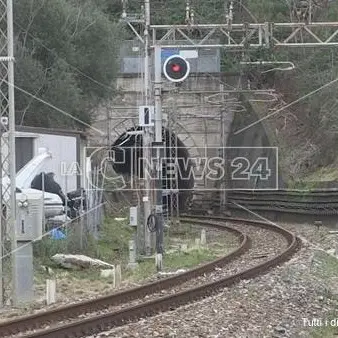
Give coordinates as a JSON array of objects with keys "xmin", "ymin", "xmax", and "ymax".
[
  {"xmin": 150, "ymin": 22, "xmax": 338, "ymax": 48},
  {"xmin": 0, "ymin": 0, "xmax": 17, "ymax": 307},
  {"xmin": 142, "ymin": 0, "xmax": 153, "ymax": 256},
  {"xmin": 162, "ymin": 96, "xmax": 179, "ymax": 225},
  {"xmin": 121, "ymin": 0, "xmax": 154, "ymax": 256}
]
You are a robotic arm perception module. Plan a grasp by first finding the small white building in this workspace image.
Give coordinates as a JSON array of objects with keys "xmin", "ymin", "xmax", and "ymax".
[{"xmin": 14, "ymin": 126, "xmax": 87, "ymax": 193}]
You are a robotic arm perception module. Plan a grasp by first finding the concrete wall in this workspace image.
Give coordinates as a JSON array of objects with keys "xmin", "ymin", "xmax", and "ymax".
[
  {"xmin": 91, "ymin": 73, "xmax": 240, "ymax": 151},
  {"xmin": 228, "ymin": 98, "xmax": 282, "ymax": 189}
]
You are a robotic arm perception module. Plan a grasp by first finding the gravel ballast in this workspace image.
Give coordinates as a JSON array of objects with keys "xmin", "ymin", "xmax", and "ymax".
[{"xmin": 95, "ymin": 222, "xmax": 338, "ymax": 338}]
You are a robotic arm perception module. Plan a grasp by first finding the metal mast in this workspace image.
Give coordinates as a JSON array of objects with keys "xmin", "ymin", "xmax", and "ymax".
[
  {"xmin": 143, "ymin": 0, "xmax": 153, "ymax": 256},
  {"xmin": 121, "ymin": 0, "xmax": 154, "ymax": 256},
  {"xmin": 0, "ymin": 0, "xmax": 17, "ymax": 307}
]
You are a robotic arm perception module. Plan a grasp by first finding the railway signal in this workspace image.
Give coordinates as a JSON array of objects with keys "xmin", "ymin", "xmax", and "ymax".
[{"xmin": 163, "ymin": 55, "xmax": 190, "ymax": 82}]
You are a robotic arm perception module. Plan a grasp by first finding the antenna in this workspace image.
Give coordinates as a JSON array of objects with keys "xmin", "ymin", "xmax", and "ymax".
[
  {"xmin": 121, "ymin": 0, "xmax": 127, "ymax": 18},
  {"xmin": 190, "ymin": 8, "xmax": 195, "ymax": 25},
  {"xmin": 225, "ymin": 1, "xmax": 234, "ymax": 27},
  {"xmin": 185, "ymin": 1, "xmax": 190, "ymax": 23}
]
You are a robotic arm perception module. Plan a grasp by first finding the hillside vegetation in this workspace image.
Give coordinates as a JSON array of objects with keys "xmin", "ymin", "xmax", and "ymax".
[{"xmin": 13, "ymin": 0, "xmax": 123, "ymax": 129}]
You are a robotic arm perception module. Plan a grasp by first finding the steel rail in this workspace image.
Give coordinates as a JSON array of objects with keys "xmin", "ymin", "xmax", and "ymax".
[
  {"xmin": 195, "ymin": 197, "xmax": 338, "ymax": 204},
  {"xmin": 228, "ymin": 204, "xmax": 338, "ymax": 215},
  {"xmin": 228, "ymin": 194, "xmax": 338, "ymax": 200},
  {"xmin": 228, "ymin": 189, "xmax": 338, "ymax": 194},
  {"xmin": 15, "ymin": 216, "xmax": 299, "ymax": 338},
  {"xmin": 191, "ymin": 189, "xmax": 338, "ymax": 215},
  {"xmin": 0, "ymin": 219, "xmax": 248, "ymax": 337}
]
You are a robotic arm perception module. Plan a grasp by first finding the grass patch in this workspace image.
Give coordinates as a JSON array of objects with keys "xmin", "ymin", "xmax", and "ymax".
[
  {"xmin": 126, "ymin": 247, "xmax": 219, "ymax": 281},
  {"xmin": 33, "ymin": 216, "xmax": 132, "ymax": 281},
  {"xmin": 309, "ymin": 314, "xmax": 338, "ymax": 338},
  {"xmin": 305, "ymin": 167, "xmax": 338, "ymax": 182},
  {"xmin": 288, "ymin": 167, "xmax": 338, "ymax": 189},
  {"xmin": 33, "ymin": 216, "xmax": 229, "ymax": 287},
  {"xmin": 33, "ymin": 216, "xmax": 132, "ymax": 264},
  {"xmin": 311, "ymin": 251, "xmax": 338, "ymax": 280},
  {"xmin": 287, "ymin": 180, "xmax": 322, "ymax": 190},
  {"xmin": 308, "ymin": 251, "xmax": 338, "ymax": 338}
]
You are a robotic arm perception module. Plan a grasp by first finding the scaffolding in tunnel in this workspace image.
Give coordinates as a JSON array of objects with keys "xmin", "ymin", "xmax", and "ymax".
[{"xmin": 162, "ymin": 96, "xmax": 180, "ymax": 225}]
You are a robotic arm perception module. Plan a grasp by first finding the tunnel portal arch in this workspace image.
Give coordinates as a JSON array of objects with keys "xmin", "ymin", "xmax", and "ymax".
[{"xmin": 111, "ymin": 126, "xmax": 195, "ymax": 212}]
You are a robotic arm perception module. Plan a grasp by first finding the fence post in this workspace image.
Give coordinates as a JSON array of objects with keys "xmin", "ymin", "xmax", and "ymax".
[
  {"xmin": 115, "ymin": 264, "xmax": 122, "ymax": 287},
  {"xmin": 46, "ymin": 279, "xmax": 56, "ymax": 305}
]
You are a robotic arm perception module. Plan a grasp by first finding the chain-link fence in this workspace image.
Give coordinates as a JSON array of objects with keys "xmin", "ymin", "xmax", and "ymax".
[{"xmin": 33, "ymin": 202, "xmax": 106, "ymax": 264}]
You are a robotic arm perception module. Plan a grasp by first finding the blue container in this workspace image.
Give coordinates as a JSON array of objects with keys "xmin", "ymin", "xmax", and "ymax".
[{"xmin": 161, "ymin": 49, "xmax": 179, "ymax": 60}]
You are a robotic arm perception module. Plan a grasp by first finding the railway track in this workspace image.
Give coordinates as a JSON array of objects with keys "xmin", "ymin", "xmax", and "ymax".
[
  {"xmin": 191, "ymin": 189, "xmax": 338, "ymax": 215},
  {"xmin": 0, "ymin": 216, "xmax": 300, "ymax": 338}
]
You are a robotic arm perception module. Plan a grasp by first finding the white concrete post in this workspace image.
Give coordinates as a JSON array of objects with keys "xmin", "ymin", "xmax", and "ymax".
[
  {"xmin": 100, "ymin": 267, "xmax": 116, "ymax": 287},
  {"xmin": 127, "ymin": 239, "xmax": 138, "ymax": 269},
  {"xmin": 115, "ymin": 264, "xmax": 122, "ymax": 287},
  {"xmin": 201, "ymin": 229, "xmax": 207, "ymax": 246},
  {"xmin": 46, "ymin": 279, "xmax": 56, "ymax": 305},
  {"xmin": 129, "ymin": 239, "xmax": 136, "ymax": 263},
  {"xmin": 155, "ymin": 254, "xmax": 163, "ymax": 271}
]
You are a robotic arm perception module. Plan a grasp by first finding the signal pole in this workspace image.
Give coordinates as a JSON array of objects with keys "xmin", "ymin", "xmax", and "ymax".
[
  {"xmin": 153, "ymin": 45, "xmax": 164, "ymax": 270},
  {"xmin": 0, "ymin": 0, "xmax": 17, "ymax": 307},
  {"xmin": 143, "ymin": 0, "xmax": 153, "ymax": 256}
]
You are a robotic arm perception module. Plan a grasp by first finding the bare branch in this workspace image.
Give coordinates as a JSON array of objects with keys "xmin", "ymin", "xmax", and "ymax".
[
  {"xmin": 22, "ymin": 0, "xmax": 46, "ymax": 49},
  {"xmin": 70, "ymin": 8, "xmax": 83, "ymax": 39}
]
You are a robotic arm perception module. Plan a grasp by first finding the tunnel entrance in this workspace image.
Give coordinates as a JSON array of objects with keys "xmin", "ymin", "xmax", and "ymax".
[{"xmin": 111, "ymin": 126, "xmax": 194, "ymax": 212}]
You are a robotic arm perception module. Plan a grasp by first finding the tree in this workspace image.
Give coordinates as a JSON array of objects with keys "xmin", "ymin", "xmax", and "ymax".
[{"xmin": 13, "ymin": 0, "xmax": 123, "ymax": 129}]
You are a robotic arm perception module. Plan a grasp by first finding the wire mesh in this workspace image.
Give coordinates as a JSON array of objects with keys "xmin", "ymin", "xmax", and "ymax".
[
  {"xmin": 162, "ymin": 95, "xmax": 179, "ymax": 225},
  {"xmin": 0, "ymin": 0, "xmax": 16, "ymax": 307}
]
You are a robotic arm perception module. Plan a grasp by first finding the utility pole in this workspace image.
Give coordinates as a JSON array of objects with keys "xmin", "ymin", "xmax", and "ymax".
[
  {"xmin": 219, "ymin": 84, "xmax": 227, "ymax": 212},
  {"xmin": 120, "ymin": 0, "xmax": 154, "ymax": 256},
  {"xmin": 143, "ymin": 0, "xmax": 153, "ymax": 256},
  {"xmin": 0, "ymin": 0, "xmax": 17, "ymax": 307},
  {"xmin": 219, "ymin": 86, "xmax": 234, "ymax": 212},
  {"xmin": 153, "ymin": 45, "xmax": 164, "ymax": 270}
]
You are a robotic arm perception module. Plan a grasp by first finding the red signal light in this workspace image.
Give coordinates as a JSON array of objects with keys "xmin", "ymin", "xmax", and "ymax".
[
  {"xmin": 172, "ymin": 64, "xmax": 181, "ymax": 72},
  {"xmin": 163, "ymin": 55, "xmax": 190, "ymax": 83}
]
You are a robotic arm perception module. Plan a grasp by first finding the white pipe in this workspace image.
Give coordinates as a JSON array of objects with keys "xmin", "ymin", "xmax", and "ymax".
[{"xmin": 240, "ymin": 61, "xmax": 296, "ymax": 72}]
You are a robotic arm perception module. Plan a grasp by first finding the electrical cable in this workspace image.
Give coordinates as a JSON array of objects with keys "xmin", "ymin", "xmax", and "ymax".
[{"xmin": 14, "ymin": 21, "xmax": 117, "ymax": 93}]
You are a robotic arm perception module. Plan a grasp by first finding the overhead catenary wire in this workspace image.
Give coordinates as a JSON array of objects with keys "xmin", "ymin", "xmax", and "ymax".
[
  {"xmin": 14, "ymin": 21, "xmax": 118, "ymax": 93},
  {"xmin": 3, "ymin": 78, "xmax": 105, "ymax": 135},
  {"xmin": 234, "ymin": 76, "xmax": 338, "ymax": 135}
]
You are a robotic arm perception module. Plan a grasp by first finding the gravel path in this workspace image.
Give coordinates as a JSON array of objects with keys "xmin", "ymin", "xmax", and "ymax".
[{"xmin": 279, "ymin": 221, "xmax": 338, "ymax": 251}]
